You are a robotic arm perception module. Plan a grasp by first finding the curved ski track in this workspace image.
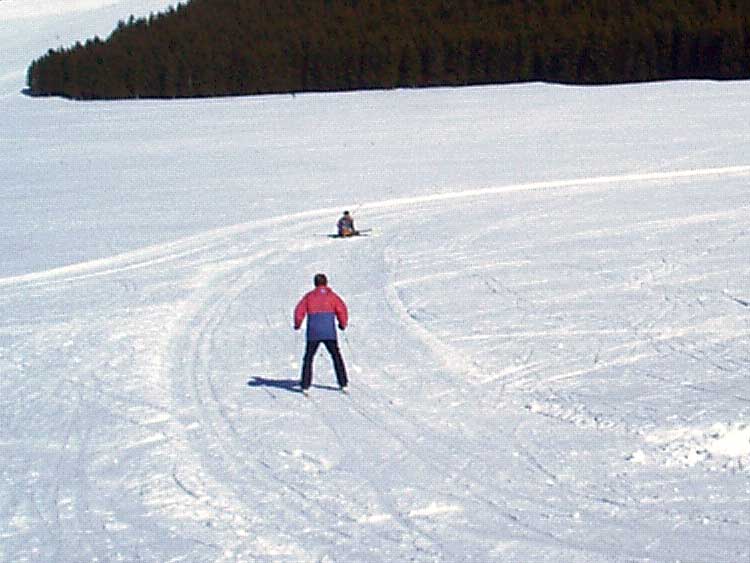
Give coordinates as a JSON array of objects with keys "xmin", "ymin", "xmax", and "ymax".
[
  {"xmin": 4, "ymin": 165, "xmax": 750, "ymax": 562},
  {"xmin": 156, "ymin": 165, "xmax": 750, "ymax": 561}
]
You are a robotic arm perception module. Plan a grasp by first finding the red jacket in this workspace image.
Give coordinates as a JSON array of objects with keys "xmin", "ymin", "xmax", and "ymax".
[{"xmin": 294, "ymin": 286, "xmax": 348, "ymax": 340}]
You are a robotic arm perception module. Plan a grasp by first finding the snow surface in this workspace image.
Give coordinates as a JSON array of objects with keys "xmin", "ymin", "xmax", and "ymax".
[{"xmin": 2, "ymin": 1, "xmax": 750, "ymax": 561}]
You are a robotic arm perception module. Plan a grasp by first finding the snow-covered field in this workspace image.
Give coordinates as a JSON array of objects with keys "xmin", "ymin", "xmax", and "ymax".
[{"xmin": 2, "ymin": 1, "xmax": 750, "ymax": 561}]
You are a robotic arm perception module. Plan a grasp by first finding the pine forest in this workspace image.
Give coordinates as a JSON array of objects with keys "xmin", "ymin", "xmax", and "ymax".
[{"xmin": 26, "ymin": 0, "xmax": 750, "ymax": 99}]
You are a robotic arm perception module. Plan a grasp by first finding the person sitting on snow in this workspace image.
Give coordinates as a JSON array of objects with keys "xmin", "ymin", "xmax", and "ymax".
[{"xmin": 337, "ymin": 210, "xmax": 357, "ymax": 237}]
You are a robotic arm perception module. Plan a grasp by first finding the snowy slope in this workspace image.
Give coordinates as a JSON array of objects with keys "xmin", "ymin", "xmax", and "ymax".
[{"xmin": 2, "ymin": 2, "xmax": 750, "ymax": 562}]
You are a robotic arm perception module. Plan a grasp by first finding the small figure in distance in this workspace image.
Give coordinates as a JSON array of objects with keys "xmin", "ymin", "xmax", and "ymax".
[
  {"xmin": 293, "ymin": 273, "xmax": 349, "ymax": 395},
  {"xmin": 337, "ymin": 210, "xmax": 358, "ymax": 237}
]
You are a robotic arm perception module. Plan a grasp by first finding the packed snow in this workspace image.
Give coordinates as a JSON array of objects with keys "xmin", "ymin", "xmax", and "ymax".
[{"xmin": 2, "ymin": 1, "xmax": 750, "ymax": 561}]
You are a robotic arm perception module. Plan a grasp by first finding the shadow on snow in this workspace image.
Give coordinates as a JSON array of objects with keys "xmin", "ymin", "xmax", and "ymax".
[{"xmin": 246, "ymin": 377, "xmax": 341, "ymax": 393}]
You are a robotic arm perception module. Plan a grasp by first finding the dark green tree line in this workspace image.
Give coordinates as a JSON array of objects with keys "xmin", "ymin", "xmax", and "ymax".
[{"xmin": 26, "ymin": 0, "xmax": 750, "ymax": 100}]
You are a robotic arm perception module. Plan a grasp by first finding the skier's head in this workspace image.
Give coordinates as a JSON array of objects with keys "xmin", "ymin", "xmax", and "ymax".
[
  {"xmin": 343, "ymin": 210, "xmax": 350, "ymax": 216},
  {"xmin": 314, "ymin": 273, "xmax": 328, "ymax": 287}
]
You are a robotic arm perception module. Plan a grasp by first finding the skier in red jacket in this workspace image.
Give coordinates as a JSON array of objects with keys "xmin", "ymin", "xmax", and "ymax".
[{"xmin": 294, "ymin": 273, "xmax": 349, "ymax": 394}]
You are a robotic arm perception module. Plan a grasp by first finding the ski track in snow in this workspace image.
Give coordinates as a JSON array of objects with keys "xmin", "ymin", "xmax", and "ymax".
[
  {"xmin": 2, "ymin": 163, "xmax": 748, "ymax": 289},
  {"xmin": 3, "ymin": 163, "xmax": 750, "ymax": 561}
]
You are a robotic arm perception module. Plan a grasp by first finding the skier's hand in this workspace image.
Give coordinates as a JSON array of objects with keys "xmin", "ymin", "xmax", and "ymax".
[
  {"xmin": 338, "ymin": 323, "xmax": 345, "ymax": 331},
  {"xmin": 294, "ymin": 324, "xmax": 301, "ymax": 331}
]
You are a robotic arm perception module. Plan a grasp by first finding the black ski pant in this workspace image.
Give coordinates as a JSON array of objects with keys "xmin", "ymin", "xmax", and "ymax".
[{"xmin": 301, "ymin": 339, "xmax": 348, "ymax": 390}]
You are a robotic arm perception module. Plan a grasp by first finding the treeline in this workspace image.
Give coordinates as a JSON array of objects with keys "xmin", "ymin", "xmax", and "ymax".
[{"xmin": 27, "ymin": 0, "xmax": 750, "ymax": 99}]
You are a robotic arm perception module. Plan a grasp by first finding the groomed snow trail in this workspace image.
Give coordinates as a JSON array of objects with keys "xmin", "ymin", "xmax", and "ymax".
[{"xmin": 2, "ymin": 167, "xmax": 750, "ymax": 561}]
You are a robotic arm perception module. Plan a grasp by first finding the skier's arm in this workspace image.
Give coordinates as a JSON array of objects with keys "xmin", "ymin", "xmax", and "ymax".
[
  {"xmin": 293, "ymin": 296, "xmax": 308, "ymax": 330},
  {"xmin": 334, "ymin": 295, "xmax": 348, "ymax": 330}
]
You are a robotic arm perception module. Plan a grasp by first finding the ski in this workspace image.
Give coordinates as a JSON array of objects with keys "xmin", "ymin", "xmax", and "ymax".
[{"xmin": 327, "ymin": 229, "xmax": 372, "ymax": 239}]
